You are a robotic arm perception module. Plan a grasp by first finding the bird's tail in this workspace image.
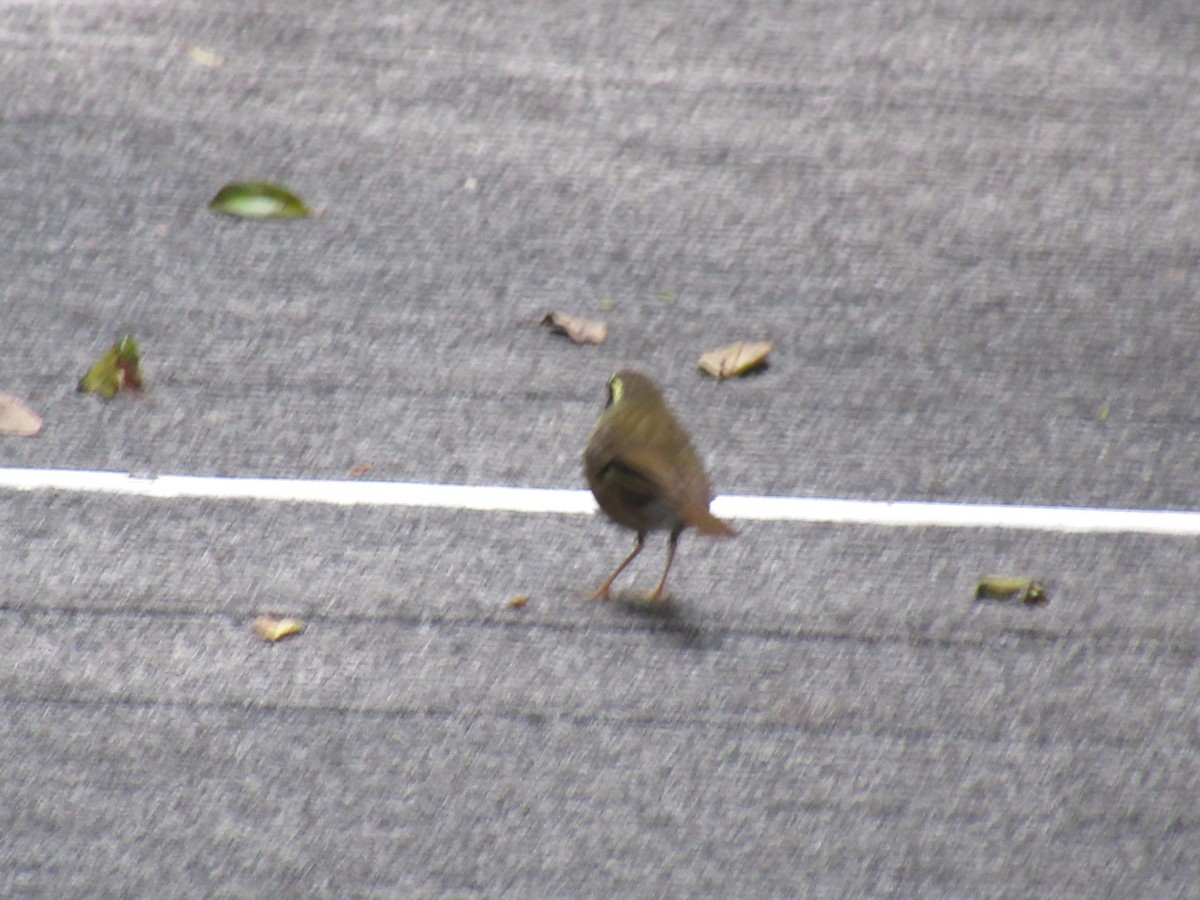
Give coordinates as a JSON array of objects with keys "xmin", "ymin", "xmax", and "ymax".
[{"xmin": 689, "ymin": 506, "xmax": 737, "ymax": 538}]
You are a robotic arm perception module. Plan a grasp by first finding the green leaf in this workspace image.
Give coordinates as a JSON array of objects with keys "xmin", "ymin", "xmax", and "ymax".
[
  {"xmin": 209, "ymin": 181, "xmax": 312, "ymax": 219},
  {"xmin": 78, "ymin": 335, "xmax": 143, "ymax": 400},
  {"xmin": 975, "ymin": 576, "xmax": 1048, "ymax": 606}
]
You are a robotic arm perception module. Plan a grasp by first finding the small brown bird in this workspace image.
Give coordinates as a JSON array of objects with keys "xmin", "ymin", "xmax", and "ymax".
[{"xmin": 583, "ymin": 370, "xmax": 735, "ymax": 601}]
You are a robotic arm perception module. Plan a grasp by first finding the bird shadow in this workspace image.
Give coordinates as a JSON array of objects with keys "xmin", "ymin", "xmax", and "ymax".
[{"xmin": 608, "ymin": 592, "xmax": 723, "ymax": 651}]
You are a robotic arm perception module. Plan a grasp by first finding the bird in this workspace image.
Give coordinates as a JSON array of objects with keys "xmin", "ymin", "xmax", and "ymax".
[{"xmin": 583, "ymin": 369, "xmax": 735, "ymax": 601}]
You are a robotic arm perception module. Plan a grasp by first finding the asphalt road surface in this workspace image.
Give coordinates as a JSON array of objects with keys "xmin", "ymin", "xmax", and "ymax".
[{"xmin": 3, "ymin": 1, "xmax": 1199, "ymax": 896}]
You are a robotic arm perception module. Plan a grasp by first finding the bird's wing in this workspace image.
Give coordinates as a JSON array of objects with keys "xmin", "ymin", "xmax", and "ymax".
[
  {"xmin": 614, "ymin": 447, "xmax": 690, "ymax": 503},
  {"xmin": 593, "ymin": 453, "xmax": 666, "ymax": 505}
]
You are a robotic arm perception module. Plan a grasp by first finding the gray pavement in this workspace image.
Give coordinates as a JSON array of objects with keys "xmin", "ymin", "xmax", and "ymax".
[{"xmin": 3, "ymin": 1, "xmax": 1200, "ymax": 896}]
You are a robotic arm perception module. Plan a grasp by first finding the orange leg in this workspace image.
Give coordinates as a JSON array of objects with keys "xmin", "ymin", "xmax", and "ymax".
[
  {"xmin": 591, "ymin": 532, "xmax": 646, "ymax": 600},
  {"xmin": 645, "ymin": 528, "xmax": 682, "ymax": 602}
]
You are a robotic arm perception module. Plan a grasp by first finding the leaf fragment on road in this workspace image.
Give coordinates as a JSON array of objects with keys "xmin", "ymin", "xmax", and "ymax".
[
  {"xmin": 0, "ymin": 392, "xmax": 43, "ymax": 436},
  {"xmin": 78, "ymin": 335, "xmax": 143, "ymax": 399},
  {"xmin": 186, "ymin": 44, "xmax": 226, "ymax": 67},
  {"xmin": 209, "ymin": 181, "xmax": 312, "ymax": 219},
  {"xmin": 252, "ymin": 614, "xmax": 306, "ymax": 642},
  {"xmin": 346, "ymin": 461, "xmax": 375, "ymax": 478},
  {"xmin": 975, "ymin": 576, "xmax": 1048, "ymax": 606},
  {"xmin": 698, "ymin": 341, "xmax": 772, "ymax": 379},
  {"xmin": 540, "ymin": 311, "xmax": 607, "ymax": 345},
  {"xmin": 508, "ymin": 595, "xmax": 530, "ymax": 609}
]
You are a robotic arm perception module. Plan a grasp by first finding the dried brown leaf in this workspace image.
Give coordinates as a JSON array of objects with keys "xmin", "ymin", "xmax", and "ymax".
[
  {"xmin": 347, "ymin": 461, "xmax": 375, "ymax": 478},
  {"xmin": 0, "ymin": 393, "xmax": 43, "ymax": 436},
  {"xmin": 541, "ymin": 311, "xmax": 607, "ymax": 345},
  {"xmin": 508, "ymin": 595, "xmax": 530, "ymax": 609},
  {"xmin": 252, "ymin": 614, "xmax": 306, "ymax": 642},
  {"xmin": 698, "ymin": 341, "xmax": 772, "ymax": 379}
]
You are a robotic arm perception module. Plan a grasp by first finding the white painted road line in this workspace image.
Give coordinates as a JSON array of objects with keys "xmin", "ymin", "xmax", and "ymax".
[{"xmin": 1, "ymin": 467, "xmax": 1199, "ymax": 535}]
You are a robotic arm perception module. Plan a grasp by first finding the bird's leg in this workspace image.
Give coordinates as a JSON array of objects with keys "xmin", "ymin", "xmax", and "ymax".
[
  {"xmin": 646, "ymin": 527, "xmax": 682, "ymax": 602},
  {"xmin": 591, "ymin": 532, "xmax": 646, "ymax": 600}
]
